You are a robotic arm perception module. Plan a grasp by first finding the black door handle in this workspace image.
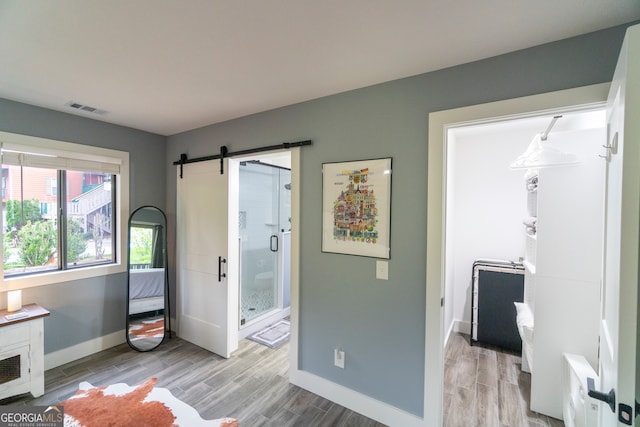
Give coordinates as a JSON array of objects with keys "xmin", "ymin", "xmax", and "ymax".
[
  {"xmin": 218, "ymin": 256, "xmax": 226, "ymax": 282},
  {"xmin": 270, "ymin": 235, "xmax": 278, "ymax": 252},
  {"xmin": 587, "ymin": 377, "xmax": 615, "ymax": 413}
]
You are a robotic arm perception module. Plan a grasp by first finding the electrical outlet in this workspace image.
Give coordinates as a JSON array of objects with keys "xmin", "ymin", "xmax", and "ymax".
[{"xmin": 334, "ymin": 349, "xmax": 345, "ymax": 369}]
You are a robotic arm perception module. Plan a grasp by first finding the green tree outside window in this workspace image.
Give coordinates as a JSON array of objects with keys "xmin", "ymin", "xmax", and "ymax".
[{"xmin": 17, "ymin": 220, "xmax": 56, "ymax": 267}]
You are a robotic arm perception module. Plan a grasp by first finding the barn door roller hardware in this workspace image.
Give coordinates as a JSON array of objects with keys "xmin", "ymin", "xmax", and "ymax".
[
  {"xmin": 174, "ymin": 139, "xmax": 312, "ymax": 177},
  {"xmin": 219, "ymin": 145, "xmax": 227, "ymax": 174},
  {"xmin": 178, "ymin": 153, "xmax": 187, "ymax": 178}
]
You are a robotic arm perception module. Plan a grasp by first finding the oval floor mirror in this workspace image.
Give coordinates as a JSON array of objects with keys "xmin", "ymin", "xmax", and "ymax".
[{"xmin": 126, "ymin": 205, "xmax": 171, "ymax": 351}]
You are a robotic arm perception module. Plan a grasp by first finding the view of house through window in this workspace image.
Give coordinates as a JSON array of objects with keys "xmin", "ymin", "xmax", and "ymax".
[{"xmin": 2, "ymin": 164, "xmax": 115, "ymax": 276}]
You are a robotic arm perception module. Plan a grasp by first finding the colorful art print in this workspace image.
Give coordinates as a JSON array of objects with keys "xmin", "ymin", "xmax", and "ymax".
[{"xmin": 322, "ymin": 158, "xmax": 391, "ymax": 258}]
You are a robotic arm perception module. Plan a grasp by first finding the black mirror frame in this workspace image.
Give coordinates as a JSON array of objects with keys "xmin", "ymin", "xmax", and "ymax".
[{"xmin": 126, "ymin": 205, "xmax": 171, "ymax": 352}]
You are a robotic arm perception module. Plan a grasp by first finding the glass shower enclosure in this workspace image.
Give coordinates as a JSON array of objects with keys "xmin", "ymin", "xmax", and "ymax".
[{"xmin": 239, "ymin": 161, "xmax": 291, "ymax": 326}]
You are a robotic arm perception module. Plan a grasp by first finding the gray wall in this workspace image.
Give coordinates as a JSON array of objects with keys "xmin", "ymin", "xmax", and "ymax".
[
  {"xmin": 0, "ymin": 98, "xmax": 166, "ymax": 353},
  {"xmin": 166, "ymin": 24, "xmax": 631, "ymax": 416}
]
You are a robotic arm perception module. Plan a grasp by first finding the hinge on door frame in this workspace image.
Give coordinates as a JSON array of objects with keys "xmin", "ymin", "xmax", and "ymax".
[{"xmin": 440, "ymin": 297, "xmax": 444, "ymax": 307}]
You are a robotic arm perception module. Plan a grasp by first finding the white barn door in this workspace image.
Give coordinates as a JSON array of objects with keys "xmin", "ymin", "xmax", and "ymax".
[{"xmin": 176, "ymin": 159, "xmax": 238, "ymax": 358}]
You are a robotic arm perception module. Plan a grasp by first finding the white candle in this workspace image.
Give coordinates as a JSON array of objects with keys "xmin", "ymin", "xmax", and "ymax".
[{"xmin": 7, "ymin": 290, "xmax": 22, "ymax": 312}]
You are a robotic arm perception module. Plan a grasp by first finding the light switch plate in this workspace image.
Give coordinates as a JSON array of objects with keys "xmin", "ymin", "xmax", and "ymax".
[
  {"xmin": 376, "ymin": 260, "xmax": 389, "ymax": 280},
  {"xmin": 334, "ymin": 349, "xmax": 345, "ymax": 368}
]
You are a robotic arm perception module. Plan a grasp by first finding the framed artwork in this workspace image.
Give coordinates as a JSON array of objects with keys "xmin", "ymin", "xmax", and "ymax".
[{"xmin": 322, "ymin": 158, "xmax": 392, "ymax": 258}]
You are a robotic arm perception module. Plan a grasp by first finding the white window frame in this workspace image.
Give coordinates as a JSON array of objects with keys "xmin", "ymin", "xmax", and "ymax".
[
  {"xmin": 46, "ymin": 177, "xmax": 57, "ymax": 196},
  {"xmin": 0, "ymin": 131, "xmax": 129, "ymax": 292}
]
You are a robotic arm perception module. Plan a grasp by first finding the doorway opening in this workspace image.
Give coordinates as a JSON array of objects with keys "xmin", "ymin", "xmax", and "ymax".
[
  {"xmin": 230, "ymin": 151, "xmax": 292, "ymax": 339},
  {"xmin": 442, "ymin": 107, "xmax": 606, "ymax": 421},
  {"xmin": 443, "ymin": 108, "xmax": 606, "ymax": 345},
  {"xmin": 424, "ymin": 82, "xmax": 611, "ymax": 425}
]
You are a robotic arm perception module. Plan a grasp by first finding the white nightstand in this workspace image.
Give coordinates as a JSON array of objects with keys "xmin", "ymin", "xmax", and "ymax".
[{"xmin": 0, "ymin": 303, "xmax": 50, "ymax": 400}]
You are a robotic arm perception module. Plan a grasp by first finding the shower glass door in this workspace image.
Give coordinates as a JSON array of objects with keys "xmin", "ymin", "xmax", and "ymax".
[{"xmin": 239, "ymin": 161, "xmax": 291, "ymax": 325}]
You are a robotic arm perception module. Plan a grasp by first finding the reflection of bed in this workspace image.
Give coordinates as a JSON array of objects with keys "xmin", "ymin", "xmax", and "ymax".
[{"xmin": 129, "ymin": 268, "xmax": 165, "ymax": 315}]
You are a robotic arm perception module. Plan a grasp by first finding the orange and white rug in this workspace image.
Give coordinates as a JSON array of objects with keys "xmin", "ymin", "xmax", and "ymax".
[
  {"xmin": 128, "ymin": 317, "xmax": 165, "ymax": 340},
  {"xmin": 60, "ymin": 378, "xmax": 238, "ymax": 427}
]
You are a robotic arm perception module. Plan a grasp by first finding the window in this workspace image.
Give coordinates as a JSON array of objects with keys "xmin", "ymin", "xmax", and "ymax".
[
  {"xmin": 0, "ymin": 131, "xmax": 129, "ymax": 289},
  {"xmin": 4, "ymin": 165, "xmax": 60, "ymax": 275},
  {"xmin": 46, "ymin": 177, "xmax": 57, "ymax": 196},
  {"xmin": 129, "ymin": 225, "xmax": 154, "ymax": 268}
]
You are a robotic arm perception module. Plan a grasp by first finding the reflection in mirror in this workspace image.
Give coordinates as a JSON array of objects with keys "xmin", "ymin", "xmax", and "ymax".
[{"xmin": 126, "ymin": 206, "xmax": 170, "ymax": 351}]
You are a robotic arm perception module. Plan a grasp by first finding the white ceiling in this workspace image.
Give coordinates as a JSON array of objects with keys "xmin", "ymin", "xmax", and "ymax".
[{"xmin": 1, "ymin": 1, "xmax": 638, "ymax": 136}]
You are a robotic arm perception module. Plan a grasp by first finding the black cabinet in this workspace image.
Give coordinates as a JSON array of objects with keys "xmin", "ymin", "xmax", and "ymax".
[{"xmin": 471, "ymin": 260, "xmax": 524, "ymax": 352}]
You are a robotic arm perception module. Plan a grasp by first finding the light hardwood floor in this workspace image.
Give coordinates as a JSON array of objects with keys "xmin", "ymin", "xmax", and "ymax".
[
  {"xmin": 2, "ymin": 332, "xmax": 567, "ymax": 426},
  {"xmin": 444, "ymin": 332, "xmax": 565, "ymax": 427},
  {"xmin": 2, "ymin": 336, "xmax": 385, "ymax": 427}
]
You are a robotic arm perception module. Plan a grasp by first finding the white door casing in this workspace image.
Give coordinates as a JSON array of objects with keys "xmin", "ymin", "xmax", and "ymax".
[
  {"xmin": 176, "ymin": 159, "xmax": 238, "ymax": 358},
  {"xmin": 426, "ymin": 82, "xmax": 610, "ymax": 426},
  {"xmin": 597, "ymin": 23, "xmax": 640, "ymax": 426}
]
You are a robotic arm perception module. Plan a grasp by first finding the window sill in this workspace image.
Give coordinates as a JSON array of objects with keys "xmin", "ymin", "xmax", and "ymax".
[{"xmin": 1, "ymin": 262, "xmax": 127, "ymax": 292}]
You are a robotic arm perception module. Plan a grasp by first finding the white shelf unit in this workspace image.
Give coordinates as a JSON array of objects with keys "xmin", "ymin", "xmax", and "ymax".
[{"xmin": 519, "ymin": 128, "xmax": 605, "ymax": 419}]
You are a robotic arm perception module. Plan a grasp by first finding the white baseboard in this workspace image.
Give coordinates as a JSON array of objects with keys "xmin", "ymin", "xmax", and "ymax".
[
  {"xmin": 443, "ymin": 319, "xmax": 470, "ymax": 348},
  {"xmin": 444, "ymin": 319, "xmax": 455, "ymax": 348},
  {"xmin": 289, "ymin": 368, "xmax": 425, "ymax": 427},
  {"xmin": 44, "ymin": 329, "xmax": 126, "ymax": 370},
  {"xmin": 453, "ymin": 319, "xmax": 470, "ymax": 335}
]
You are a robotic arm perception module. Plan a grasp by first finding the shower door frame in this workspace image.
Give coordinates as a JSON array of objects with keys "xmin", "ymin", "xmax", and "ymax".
[{"xmin": 233, "ymin": 153, "xmax": 292, "ymax": 337}]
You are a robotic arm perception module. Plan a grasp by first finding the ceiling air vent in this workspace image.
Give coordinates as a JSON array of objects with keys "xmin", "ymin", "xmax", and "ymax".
[{"xmin": 65, "ymin": 101, "xmax": 108, "ymax": 115}]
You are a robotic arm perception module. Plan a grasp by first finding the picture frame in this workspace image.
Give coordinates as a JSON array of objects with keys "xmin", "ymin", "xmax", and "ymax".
[{"xmin": 322, "ymin": 158, "xmax": 392, "ymax": 258}]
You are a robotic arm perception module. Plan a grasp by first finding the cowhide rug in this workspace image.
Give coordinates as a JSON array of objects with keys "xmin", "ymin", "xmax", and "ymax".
[
  {"xmin": 129, "ymin": 318, "xmax": 165, "ymax": 340},
  {"xmin": 60, "ymin": 378, "xmax": 238, "ymax": 427}
]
